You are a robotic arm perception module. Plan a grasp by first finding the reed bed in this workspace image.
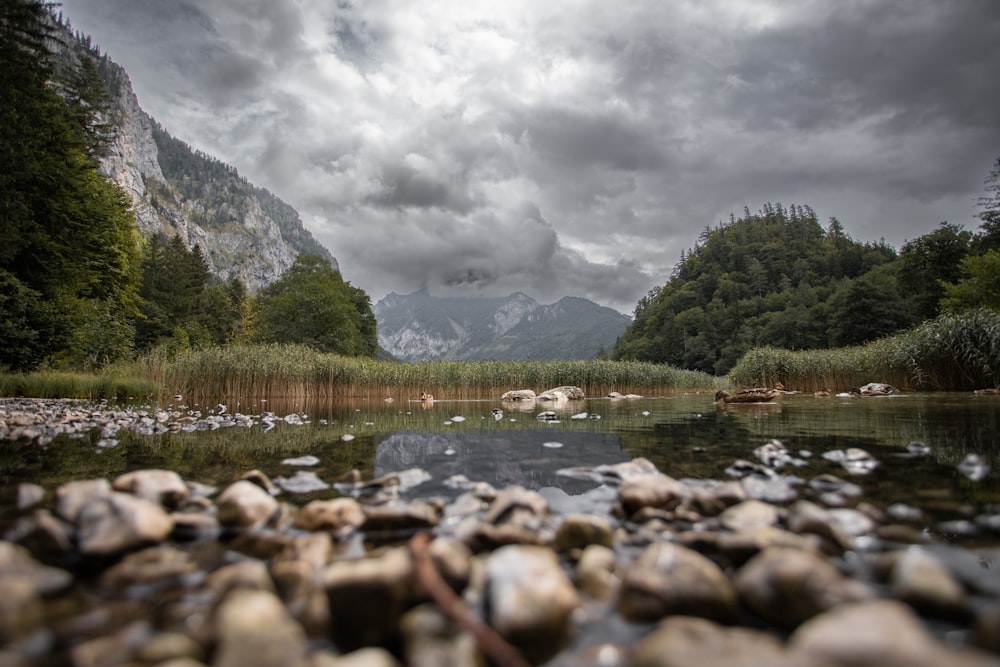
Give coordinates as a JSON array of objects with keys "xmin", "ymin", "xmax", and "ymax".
[
  {"xmin": 0, "ymin": 369, "xmax": 159, "ymax": 400},
  {"xmin": 728, "ymin": 308, "xmax": 1000, "ymax": 392},
  {"xmin": 149, "ymin": 343, "xmax": 725, "ymax": 401}
]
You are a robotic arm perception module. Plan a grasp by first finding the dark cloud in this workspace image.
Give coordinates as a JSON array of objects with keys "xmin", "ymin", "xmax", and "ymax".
[{"xmin": 57, "ymin": 0, "xmax": 1000, "ymax": 315}]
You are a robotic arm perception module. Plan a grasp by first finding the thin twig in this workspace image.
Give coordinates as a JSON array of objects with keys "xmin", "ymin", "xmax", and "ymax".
[{"xmin": 408, "ymin": 532, "xmax": 532, "ymax": 667}]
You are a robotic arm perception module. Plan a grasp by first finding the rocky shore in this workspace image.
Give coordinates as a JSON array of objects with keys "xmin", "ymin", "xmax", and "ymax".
[{"xmin": 1, "ymin": 398, "xmax": 999, "ymax": 667}]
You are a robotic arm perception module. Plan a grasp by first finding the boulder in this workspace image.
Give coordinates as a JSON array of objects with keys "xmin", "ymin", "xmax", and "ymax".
[
  {"xmin": 734, "ymin": 547, "xmax": 872, "ymax": 630},
  {"xmin": 216, "ymin": 480, "xmax": 280, "ymax": 528},
  {"xmin": 484, "ymin": 544, "xmax": 580, "ymax": 664},
  {"xmin": 537, "ymin": 386, "xmax": 585, "ymax": 401},
  {"xmin": 112, "ymin": 469, "xmax": 189, "ymax": 508},
  {"xmin": 619, "ymin": 542, "xmax": 738, "ymax": 623},
  {"xmin": 213, "ymin": 589, "xmax": 308, "ymax": 667},
  {"xmin": 500, "ymin": 389, "xmax": 536, "ymax": 401},
  {"xmin": 76, "ymin": 492, "xmax": 174, "ymax": 557}
]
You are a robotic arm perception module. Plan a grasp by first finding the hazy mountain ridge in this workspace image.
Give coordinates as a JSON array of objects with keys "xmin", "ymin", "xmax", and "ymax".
[
  {"xmin": 375, "ymin": 291, "xmax": 631, "ymax": 361},
  {"xmin": 55, "ymin": 24, "xmax": 336, "ymax": 291}
]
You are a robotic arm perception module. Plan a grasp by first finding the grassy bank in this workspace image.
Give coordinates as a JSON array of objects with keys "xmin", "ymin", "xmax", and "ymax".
[
  {"xmin": 146, "ymin": 344, "xmax": 726, "ymax": 401},
  {"xmin": 729, "ymin": 309, "xmax": 1000, "ymax": 392},
  {"xmin": 0, "ymin": 368, "xmax": 159, "ymax": 400}
]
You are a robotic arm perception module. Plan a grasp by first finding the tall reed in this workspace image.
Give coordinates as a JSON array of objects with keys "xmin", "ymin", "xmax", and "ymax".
[
  {"xmin": 0, "ymin": 369, "xmax": 158, "ymax": 400},
  {"xmin": 729, "ymin": 309, "xmax": 1000, "ymax": 392},
  {"xmin": 148, "ymin": 343, "xmax": 725, "ymax": 401}
]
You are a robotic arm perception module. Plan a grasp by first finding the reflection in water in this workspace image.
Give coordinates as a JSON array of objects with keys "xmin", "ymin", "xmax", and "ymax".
[
  {"xmin": 374, "ymin": 429, "xmax": 628, "ymax": 500},
  {"xmin": 1, "ymin": 392, "xmax": 999, "ymax": 541}
]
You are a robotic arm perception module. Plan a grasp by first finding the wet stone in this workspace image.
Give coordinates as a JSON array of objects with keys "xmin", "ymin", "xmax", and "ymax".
[
  {"xmin": 734, "ymin": 546, "xmax": 872, "ymax": 630},
  {"xmin": 617, "ymin": 473, "xmax": 686, "ymax": 516},
  {"xmin": 891, "ymin": 546, "xmax": 970, "ymax": 619},
  {"xmin": 719, "ymin": 499, "xmax": 782, "ymax": 532},
  {"xmin": 484, "ymin": 544, "xmax": 580, "ymax": 665},
  {"xmin": 788, "ymin": 599, "xmax": 999, "ymax": 667},
  {"xmin": 112, "ymin": 468, "xmax": 189, "ymax": 508},
  {"xmin": 323, "ymin": 546, "xmax": 418, "ymax": 651},
  {"xmin": 216, "ymin": 480, "xmax": 280, "ymax": 528},
  {"xmin": 634, "ymin": 616, "xmax": 797, "ymax": 667},
  {"xmin": 76, "ymin": 492, "xmax": 174, "ymax": 557},
  {"xmin": 294, "ymin": 498, "xmax": 366, "ymax": 533},
  {"xmin": 362, "ymin": 500, "xmax": 441, "ymax": 534},
  {"xmin": 213, "ymin": 589, "xmax": 308, "ymax": 667},
  {"xmin": 619, "ymin": 542, "xmax": 738, "ymax": 623},
  {"xmin": 54, "ymin": 478, "xmax": 112, "ymax": 523},
  {"xmin": 574, "ymin": 544, "xmax": 619, "ymax": 601},
  {"xmin": 554, "ymin": 513, "xmax": 615, "ymax": 552}
]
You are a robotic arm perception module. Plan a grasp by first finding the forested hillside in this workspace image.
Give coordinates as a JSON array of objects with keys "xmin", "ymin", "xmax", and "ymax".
[
  {"xmin": 0, "ymin": 1, "xmax": 376, "ymax": 370},
  {"xmin": 613, "ymin": 194, "xmax": 1000, "ymax": 375}
]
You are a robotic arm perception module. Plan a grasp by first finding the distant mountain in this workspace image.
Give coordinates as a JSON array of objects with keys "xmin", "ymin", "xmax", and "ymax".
[
  {"xmin": 54, "ymin": 22, "xmax": 336, "ymax": 290},
  {"xmin": 374, "ymin": 290, "xmax": 631, "ymax": 361}
]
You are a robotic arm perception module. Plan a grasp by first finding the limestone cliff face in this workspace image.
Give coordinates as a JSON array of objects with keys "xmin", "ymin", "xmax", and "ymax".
[{"xmin": 83, "ymin": 42, "xmax": 336, "ymax": 290}]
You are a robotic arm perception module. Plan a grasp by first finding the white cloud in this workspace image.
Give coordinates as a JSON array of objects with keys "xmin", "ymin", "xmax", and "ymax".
[{"xmin": 59, "ymin": 0, "xmax": 1000, "ymax": 314}]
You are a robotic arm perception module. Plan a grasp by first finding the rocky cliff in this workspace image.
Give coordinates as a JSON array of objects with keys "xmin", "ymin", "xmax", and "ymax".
[
  {"xmin": 374, "ymin": 290, "xmax": 631, "ymax": 362},
  {"xmin": 58, "ymin": 27, "xmax": 336, "ymax": 291}
]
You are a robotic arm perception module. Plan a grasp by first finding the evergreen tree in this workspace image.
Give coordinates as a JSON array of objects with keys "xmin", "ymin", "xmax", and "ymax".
[
  {"xmin": 0, "ymin": 0, "xmax": 140, "ymax": 370},
  {"xmin": 896, "ymin": 222, "xmax": 972, "ymax": 321}
]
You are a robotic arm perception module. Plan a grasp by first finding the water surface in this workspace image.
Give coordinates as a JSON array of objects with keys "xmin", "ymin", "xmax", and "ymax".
[{"xmin": 2, "ymin": 392, "xmax": 998, "ymax": 543}]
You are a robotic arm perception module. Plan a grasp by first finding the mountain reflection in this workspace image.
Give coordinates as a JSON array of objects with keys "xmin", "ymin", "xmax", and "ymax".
[{"xmin": 373, "ymin": 429, "xmax": 629, "ymax": 498}]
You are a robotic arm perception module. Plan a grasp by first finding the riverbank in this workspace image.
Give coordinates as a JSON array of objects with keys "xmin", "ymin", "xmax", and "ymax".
[{"xmin": 1, "ymin": 398, "xmax": 999, "ymax": 666}]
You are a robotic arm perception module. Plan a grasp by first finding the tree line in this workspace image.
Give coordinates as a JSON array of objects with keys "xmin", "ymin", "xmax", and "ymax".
[
  {"xmin": 612, "ymin": 170, "xmax": 1000, "ymax": 375},
  {"xmin": 0, "ymin": 0, "xmax": 376, "ymax": 372}
]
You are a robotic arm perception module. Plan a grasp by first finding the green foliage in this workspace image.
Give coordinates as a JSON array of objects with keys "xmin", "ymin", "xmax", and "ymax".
[
  {"xmin": 730, "ymin": 309, "xmax": 1000, "ymax": 392},
  {"xmin": 896, "ymin": 222, "xmax": 972, "ymax": 321},
  {"xmin": 253, "ymin": 255, "xmax": 377, "ymax": 356},
  {"xmin": 135, "ymin": 236, "xmax": 249, "ymax": 354},
  {"xmin": 0, "ymin": 0, "xmax": 141, "ymax": 371},
  {"xmin": 0, "ymin": 368, "xmax": 157, "ymax": 399},
  {"xmin": 613, "ymin": 204, "xmax": 898, "ymax": 374},
  {"xmin": 940, "ymin": 250, "xmax": 1000, "ymax": 313}
]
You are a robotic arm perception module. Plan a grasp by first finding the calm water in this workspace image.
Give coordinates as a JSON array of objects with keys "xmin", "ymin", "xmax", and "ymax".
[{"xmin": 2, "ymin": 392, "xmax": 999, "ymax": 542}]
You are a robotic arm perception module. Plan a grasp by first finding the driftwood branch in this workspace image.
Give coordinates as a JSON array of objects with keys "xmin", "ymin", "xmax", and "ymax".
[{"xmin": 408, "ymin": 532, "xmax": 532, "ymax": 667}]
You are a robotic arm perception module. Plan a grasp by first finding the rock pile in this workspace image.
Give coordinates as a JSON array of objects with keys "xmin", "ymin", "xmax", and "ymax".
[{"xmin": 1, "ymin": 450, "xmax": 999, "ymax": 667}]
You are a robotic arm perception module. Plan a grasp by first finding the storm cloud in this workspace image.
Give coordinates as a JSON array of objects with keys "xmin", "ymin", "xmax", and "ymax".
[{"xmin": 59, "ymin": 0, "xmax": 1000, "ymax": 314}]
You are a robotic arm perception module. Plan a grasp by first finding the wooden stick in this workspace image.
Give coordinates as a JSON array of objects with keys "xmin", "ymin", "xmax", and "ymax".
[{"xmin": 408, "ymin": 532, "xmax": 533, "ymax": 667}]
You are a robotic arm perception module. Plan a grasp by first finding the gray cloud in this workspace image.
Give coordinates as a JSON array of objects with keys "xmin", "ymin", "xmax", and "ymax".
[{"xmin": 59, "ymin": 0, "xmax": 1000, "ymax": 314}]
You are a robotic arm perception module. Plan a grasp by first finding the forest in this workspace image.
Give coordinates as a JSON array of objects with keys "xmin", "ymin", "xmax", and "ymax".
[
  {"xmin": 612, "ymin": 189, "xmax": 1000, "ymax": 375},
  {"xmin": 0, "ymin": 0, "xmax": 376, "ymax": 372},
  {"xmin": 2, "ymin": 0, "xmax": 998, "ymax": 382}
]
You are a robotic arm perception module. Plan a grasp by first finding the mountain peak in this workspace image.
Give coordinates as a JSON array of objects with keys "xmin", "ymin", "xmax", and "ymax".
[{"xmin": 374, "ymin": 291, "xmax": 629, "ymax": 362}]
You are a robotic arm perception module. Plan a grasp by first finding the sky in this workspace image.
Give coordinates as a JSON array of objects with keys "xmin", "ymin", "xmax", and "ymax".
[{"xmin": 58, "ymin": 0, "xmax": 1000, "ymax": 315}]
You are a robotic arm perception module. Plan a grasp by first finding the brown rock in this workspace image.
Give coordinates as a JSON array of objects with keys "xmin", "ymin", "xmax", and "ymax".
[
  {"xmin": 554, "ymin": 513, "xmax": 615, "ymax": 552},
  {"xmin": 618, "ymin": 474, "xmax": 686, "ymax": 516},
  {"xmin": 634, "ymin": 616, "xmax": 798, "ymax": 667},
  {"xmin": 294, "ymin": 498, "xmax": 365, "ymax": 532},
  {"xmin": 213, "ymin": 589, "xmax": 308, "ymax": 667},
  {"xmin": 575, "ymin": 544, "xmax": 619, "ymax": 601},
  {"xmin": 216, "ymin": 480, "xmax": 280, "ymax": 528},
  {"xmin": 891, "ymin": 546, "xmax": 970, "ymax": 619},
  {"xmin": 113, "ymin": 469, "xmax": 189, "ymax": 508},
  {"xmin": 719, "ymin": 499, "xmax": 782, "ymax": 531},
  {"xmin": 789, "ymin": 599, "xmax": 999, "ymax": 667},
  {"xmin": 76, "ymin": 492, "xmax": 174, "ymax": 557},
  {"xmin": 324, "ymin": 546, "xmax": 419, "ymax": 651},
  {"xmin": 735, "ymin": 546, "xmax": 872, "ymax": 630},
  {"xmin": 54, "ymin": 478, "xmax": 111, "ymax": 523},
  {"xmin": 484, "ymin": 544, "xmax": 580, "ymax": 665},
  {"xmin": 619, "ymin": 542, "xmax": 738, "ymax": 623}
]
